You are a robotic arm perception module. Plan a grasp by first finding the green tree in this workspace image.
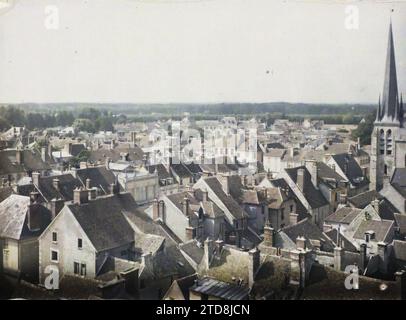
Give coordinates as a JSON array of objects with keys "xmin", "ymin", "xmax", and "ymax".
[{"xmin": 351, "ymin": 112, "xmax": 375, "ymax": 145}]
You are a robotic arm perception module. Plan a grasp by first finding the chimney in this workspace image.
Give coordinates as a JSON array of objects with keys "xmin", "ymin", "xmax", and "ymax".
[
  {"xmin": 297, "ymin": 168, "xmax": 305, "ymax": 192},
  {"xmin": 185, "ymin": 227, "xmax": 194, "ymax": 241},
  {"xmin": 32, "ymin": 172, "xmax": 40, "ymax": 187},
  {"xmin": 296, "ymin": 236, "xmax": 306, "ymax": 251},
  {"xmin": 202, "ymin": 190, "xmax": 208, "ymax": 202},
  {"xmin": 204, "ymin": 238, "xmax": 213, "ymax": 269},
  {"xmin": 52, "ymin": 178, "xmax": 60, "ymax": 191},
  {"xmin": 306, "ymin": 160, "xmax": 318, "ymax": 189},
  {"xmin": 372, "ymin": 199, "xmax": 380, "ymax": 213},
  {"xmin": 221, "ymin": 176, "xmax": 230, "ymax": 195},
  {"xmin": 86, "ymin": 178, "xmax": 91, "ymax": 190},
  {"xmin": 27, "ymin": 203, "xmax": 41, "ymax": 231},
  {"xmin": 141, "ymin": 252, "xmax": 153, "ymax": 274},
  {"xmin": 290, "ymin": 147, "xmax": 295, "ymax": 158},
  {"xmin": 377, "ymin": 242, "xmax": 389, "ymax": 274},
  {"xmin": 48, "ymin": 143, "xmax": 52, "ymax": 157},
  {"xmin": 41, "ymin": 147, "xmax": 46, "ymax": 162},
  {"xmin": 395, "ymin": 270, "xmax": 406, "ymax": 300},
  {"xmin": 120, "ymin": 267, "xmax": 139, "ymax": 295},
  {"xmin": 73, "ymin": 188, "xmax": 89, "ymax": 205},
  {"xmin": 152, "ymin": 199, "xmax": 159, "ymax": 221},
  {"xmin": 16, "ymin": 149, "xmax": 23, "ymax": 164},
  {"xmin": 289, "ymin": 213, "xmax": 299, "ymax": 225},
  {"xmin": 214, "ymin": 239, "xmax": 224, "ymax": 257},
  {"xmin": 88, "ymin": 188, "xmax": 97, "ymax": 201},
  {"xmin": 109, "ymin": 182, "xmax": 119, "ymax": 195},
  {"xmin": 344, "ymin": 159, "xmax": 349, "ymax": 175},
  {"xmin": 182, "ymin": 197, "xmax": 189, "ymax": 216},
  {"xmin": 263, "ymin": 224, "xmax": 274, "ymax": 247},
  {"xmin": 158, "ymin": 200, "xmax": 165, "ymax": 222},
  {"xmin": 105, "ymin": 157, "xmax": 111, "ymax": 170},
  {"xmin": 359, "ymin": 243, "xmax": 367, "ymax": 272},
  {"xmin": 334, "ymin": 246, "xmax": 343, "ymax": 271},
  {"xmin": 110, "ymin": 139, "xmax": 115, "ymax": 150},
  {"xmin": 80, "ymin": 162, "xmax": 88, "ymax": 169},
  {"xmin": 248, "ymin": 247, "xmax": 260, "ymax": 288},
  {"xmin": 50, "ymin": 198, "xmax": 64, "ymax": 219}
]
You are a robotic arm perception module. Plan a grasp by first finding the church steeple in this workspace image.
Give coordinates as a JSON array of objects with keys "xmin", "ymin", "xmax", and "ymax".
[{"xmin": 376, "ymin": 21, "xmax": 403, "ymax": 126}]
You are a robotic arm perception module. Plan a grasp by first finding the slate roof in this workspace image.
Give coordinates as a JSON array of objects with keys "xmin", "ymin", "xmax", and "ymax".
[
  {"xmin": 391, "ymin": 168, "xmax": 406, "ymax": 198},
  {"xmin": 36, "ymin": 174, "xmax": 82, "ymax": 202},
  {"xmin": 316, "ymin": 162, "xmax": 345, "ymax": 182},
  {"xmin": 68, "ymin": 193, "xmax": 137, "ymax": 252},
  {"xmin": 392, "ymin": 240, "xmax": 406, "ymax": 261},
  {"xmin": 348, "ymin": 190, "xmax": 383, "ymax": 209},
  {"xmin": 70, "ymin": 144, "xmax": 86, "ymax": 157},
  {"xmin": 171, "ymin": 164, "xmax": 193, "ymax": 178},
  {"xmin": 147, "ymin": 164, "xmax": 172, "ymax": 184},
  {"xmin": 0, "ymin": 149, "xmax": 50, "ymax": 176},
  {"xmin": 325, "ymin": 229, "xmax": 357, "ymax": 252},
  {"xmin": 179, "ymin": 240, "xmax": 205, "ymax": 265},
  {"xmin": 166, "ymin": 192, "xmax": 200, "ymax": 215},
  {"xmin": 173, "ymin": 274, "xmax": 198, "ymax": 300},
  {"xmin": 266, "ymin": 142, "xmax": 285, "ymax": 149},
  {"xmin": 0, "ymin": 187, "xmax": 14, "ymax": 203},
  {"xmin": 270, "ymin": 178, "xmax": 309, "ymax": 220},
  {"xmin": 353, "ymin": 219, "xmax": 394, "ymax": 242},
  {"xmin": 0, "ymin": 195, "xmax": 51, "ymax": 240},
  {"xmin": 190, "ymin": 277, "xmax": 249, "ymax": 300},
  {"xmin": 87, "ymin": 145, "xmax": 144, "ymax": 163},
  {"xmin": 75, "ymin": 166, "xmax": 116, "ymax": 194},
  {"xmin": 280, "ymin": 218, "xmax": 335, "ymax": 252},
  {"xmin": 285, "ymin": 166, "xmax": 329, "ymax": 209},
  {"xmin": 324, "ymin": 207, "xmax": 362, "ymax": 225},
  {"xmin": 203, "ymin": 177, "xmax": 246, "ymax": 220},
  {"xmin": 331, "ymin": 153, "xmax": 368, "ymax": 187}
]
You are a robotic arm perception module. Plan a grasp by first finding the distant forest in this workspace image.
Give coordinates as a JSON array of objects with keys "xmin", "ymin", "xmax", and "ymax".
[{"xmin": 0, "ymin": 102, "xmax": 377, "ymax": 132}]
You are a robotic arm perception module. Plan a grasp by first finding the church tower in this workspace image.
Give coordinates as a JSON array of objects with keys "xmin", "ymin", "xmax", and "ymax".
[{"xmin": 370, "ymin": 22, "xmax": 405, "ymax": 190}]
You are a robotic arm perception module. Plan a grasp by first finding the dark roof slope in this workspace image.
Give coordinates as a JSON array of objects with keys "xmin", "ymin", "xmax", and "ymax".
[
  {"xmin": 331, "ymin": 153, "xmax": 368, "ymax": 187},
  {"xmin": 37, "ymin": 174, "xmax": 82, "ymax": 202},
  {"xmin": 75, "ymin": 166, "xmax": 115, "ymax": 194},
  {"xmin": 348, "ymin": 190, "xmax": 383, "ymax": 209},
  {"xmin": 285, "ymin": 166, "xmax": 329, "ymax": 209},
  {"xmin": 68, "ymin": 193, "xmax": 137, "ymax": 252}
]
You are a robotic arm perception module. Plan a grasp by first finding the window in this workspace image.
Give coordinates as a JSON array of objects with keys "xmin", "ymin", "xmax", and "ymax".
[
  {"xmin": 52, "ymin": 232, "xmax": 58, "ymax": 243},
  {"xmin": 384, "ymin": 164, "xmax": 388, "ymax": 175},
  {"xmin": 51, "ymin": 250, "xmax": 58, "ymax": 262},
  {"xmin": 74, "ymin": 262, "xmax": 80, "ymax": 275},
  {"xmin": 379, "ymin": 129, "xmax": 385, "ymax": 155},
  {"xmin": 290, "ymin": 205, "xmax": 294, "ymax": 213},
  {"xmin": 80, "ymin": 263, "xmax": 86, "ymax": 276},
  {"xmin": 281, "ymin": 208, "xmax": 285, "ymax": 220},
  {"xmin": 386, "ymin": 129, "xmax": 392, "ymax": 155},
  {"xmin": 78, "ymin": 238, "xmax": 83, "ymax": 249}
]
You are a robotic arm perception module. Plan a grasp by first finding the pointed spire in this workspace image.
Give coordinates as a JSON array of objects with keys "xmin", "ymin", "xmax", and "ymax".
[
  {"xmin": 379, "ymin": 21, "xmax": 400, "ymax": 124},
  {"xmin": 376, "ymin": 94, "xmax": 382, "ymax": 122},
  {"xmin": 400, "ymin": 93, "xmax": 404, "ymax": 126}
]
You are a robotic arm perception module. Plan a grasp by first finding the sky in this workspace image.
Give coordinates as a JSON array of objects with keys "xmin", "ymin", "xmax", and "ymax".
[{"xmin": 0, "ymin": 0, "xmax": 406, "ymax": 104}]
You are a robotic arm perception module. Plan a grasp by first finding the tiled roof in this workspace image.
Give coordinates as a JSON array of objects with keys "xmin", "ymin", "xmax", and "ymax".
[
  {"xmin": 324, "ymin": 207, "xmax": 362, "ymax": 225},
  {"xmin": 353, "ymin": 219, "xmax": 394, "ymax": 242},
  {"xmin": 348, "ymin": 190, "xmax": 383, "ymax": 209}
]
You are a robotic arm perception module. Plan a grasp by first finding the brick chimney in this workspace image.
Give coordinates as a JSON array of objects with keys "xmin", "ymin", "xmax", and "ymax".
[
  {"xmin": 372, "ymin": 199, "xmax": 380, "ymax": 213},
  {"xmin": 359, "ymin": 243, "xmax": 367, "ymax": 272},
  {"xmin": 27, "ymin": 203, "xmax": 42, "ymax": 231},
  {"xmin": 395, "ymin": 270, "xmax": 406, "ymax": 300},
  {"xmin": 52, "ymin": 178, "xmax": 60, "ymax": 191},
  {"xmin": 109, "ymin": 182, "xmax": 119, "ymax": 195},
  {"xmin": 41, "ymin": 147, "xmax": 46, "ymax": 162},
  {"xmin": 204, "ymin": 238, "xmax": 213, "ymax": 269},
  {"xmin": 88, "ymin": 188, "xmax": 97, "ymax": 201},
  {"xmin": 86, "ymin": 178, "xmax": 91, "ymax": 190},
  {"xmin": 214, "ymin": 239, "xmax": 224, "ymax": 257},
  {"xmin": 377, "ymin": 242, "xmax": 389, "ymax": 274},
  {"xmin": 297, "ymin": 168, "xmax": 305, "ymax": 192},
  {"xmin": 105, "ymin": 157, "xmax": 111, "ymax": 170},
  {"xmin": 158, "ymin": 200, "xmax": 165, "ymax": 222},
  {"xmin": 289, "ymin": 213, "xmax": 299, "ymax": 225},
  {"xmin": 152, "ymin": 199, "xmax": 159, "ymax": 221},
  {"xmin": 305, "ymin": 160, "xmax": 318, "ymax": 189},
  {"xmin": 202, "ymin": 190, "xmax": 208, "ymax": 202},
  {"xmin": 248, "ymin": 247, "xmax": 260, "ymax": 288},
  {"xmin": 263, "ymin": 224, "xmax": 274, "ymax": 247},
  {"xmin": 16, "ymin": 148, "xmax": 23, "ymax": 165},
  {"xmin": 296, "ymin": 236, "xmax": 306, "ymax": 251},
  {"xmin": 73, "ymin": 188, "xmax": 89, "ymax": 205},
  {"xmin": 334, "ymin": 246, "xmax": 343, "ymax": 271},
  {"xmin": 50, "ymin": 198, "xmax": 64, "ymax": 219},
  {"xmin": 182, "ymin": 197, "xmax": 189, "ymax": 216},
  {"xmin": 185, "ymin": 227, "xmax": 194, "ymax": 241},
  {"xmin": 32, "ymin": 172, "xmax": 40, "ymax": 187}
]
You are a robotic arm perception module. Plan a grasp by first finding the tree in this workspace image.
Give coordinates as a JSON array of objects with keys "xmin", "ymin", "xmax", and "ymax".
[{"xmin": 351, "ymin": 112, "xmax": 375, "ymax": 145}]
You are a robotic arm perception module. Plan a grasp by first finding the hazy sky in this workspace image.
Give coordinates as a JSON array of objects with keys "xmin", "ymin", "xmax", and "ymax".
[{"xmin": 1, "ymin": 0, "xmax": 406, "ymax": 104}]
